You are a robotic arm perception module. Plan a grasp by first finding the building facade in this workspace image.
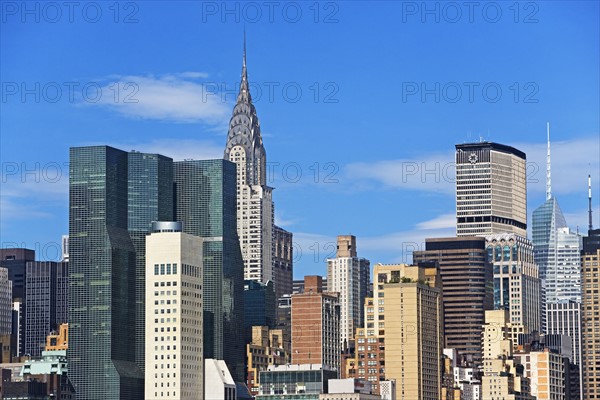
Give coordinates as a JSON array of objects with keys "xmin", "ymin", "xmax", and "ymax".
[
  {"xmin": 204, "ymin": 359, "xmax": 236, "ymax": 400},
  {"xmin": 515, "ymin": 348, "xmax": 566, "ymax": 400},
  {"xmin": 273, "ymin": 226, "xmax": 293, "ymax": 303},
  {"xmin": 145, "ymin": 223, "xmax": 203, "ymax": 400},
  {"xmin": 455, "ymin": 142, "xmax": 527, "ymax": 237},
  {"xmin": 244, "ymin": 280, "xmax": 276, "ymax": 338},
  {"xmin": 24, "ymin": 261, "xmax": 68, "ymax": 357},
  {"xmin": 0, "ymin": 248, "xmax": 34, "ymax": 357},
  {"xmin": 0, "ymin": 268, "xmax": 12, "ymax": 336},
  {"xmin": 174, "ymin": 159, "xmax": 245, "ymax": 381},
  {"xmin": 382, "ymin": 264, "xmax": 443, "ymax": 400},
  {"xmin": 224, "ymin": 42, "xmax": 274, "ymax": 287},
  {"xmin": 291, "ymin": 276, "xmax": 340, "ymax": 372},
  {"xmin": 413, "ymin": 236, "xmax": 492, "ymax": 365},
  {"xmin": 245, "ymin": 326, "xmax": 290, "ymax": 396},
  {"xmin": 326, "ymin": 235, "xmax": 370, "ymax": 350},
  {"xmin": 127, "ymin": 151, "xmax": 174, "ymax": 371},
  {"xmin": 582, "ymin": 229, "xmax": 600, "ymax": 399},
  {"xmin": 345, "ymin": 263, "xmax": 442, "ymax": 397},
  {"xmin": 68, "ymin": 146, "xmax": 143, "ymax": 399},
  {"xmin": 257, "ymin": 364, "xmax": 337, "ymax": 398},
  {"xmin": 481, "ymin": 310, "xmax": 535, "ymax": 400},
  {"xmin": 486, "ymin": 233, "xmax": 541, "ymax": 332}
]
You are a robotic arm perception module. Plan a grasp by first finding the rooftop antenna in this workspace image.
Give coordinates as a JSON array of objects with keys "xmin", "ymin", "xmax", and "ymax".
[
  {"xmin": 546, "ymin": 122, "xmax": 552, "ymax": 201},
  {"xmin": 589, "ymin": 172, "xmax": 593, "ymax": 231}
]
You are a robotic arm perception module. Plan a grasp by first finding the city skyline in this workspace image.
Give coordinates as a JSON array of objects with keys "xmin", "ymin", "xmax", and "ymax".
[{"xmin": 2, "ymin": 2, "xmax": 599, "ymax": 278}]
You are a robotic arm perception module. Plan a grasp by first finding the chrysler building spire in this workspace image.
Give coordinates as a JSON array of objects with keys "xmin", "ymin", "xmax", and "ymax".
[
  {"xmin": 224, "ymin": 35, "xmax": 274, "ymax": 285},
  {"xmin": 225, "ymin": 34, "xmax": 266, "ymax": 186}
]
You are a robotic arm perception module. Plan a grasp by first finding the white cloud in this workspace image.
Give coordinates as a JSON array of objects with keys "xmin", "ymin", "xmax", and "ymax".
[
  {"xmin": 275, "ymin": 210, "xmax": 299, "ymax": 228},
  {"xmin": 516, "ymin": 136, "xmax": 600, "ymax": 196},
  {"xmin": 345, "ymin": 153, "xmax": 455, "ymax": 194},
  {"xmin": 344, "ymin": 135, "xmax": 599, "ymax": 197},
  {"xmin": 83, "ymin": 73, "xmax": 232, "ymax": 124},
  {"xmin": 415, "ymin": 213, "xmax": 456, "ymax": 230},
  {"xmin": 1, "ymin": 175, "xmax": 67, "ymax": 224}
]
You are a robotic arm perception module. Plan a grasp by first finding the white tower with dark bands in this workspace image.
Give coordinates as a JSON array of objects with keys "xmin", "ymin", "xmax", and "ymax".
[{"xmin": 224, "ymin": 35, "xmax": 274, "ymax": 284}]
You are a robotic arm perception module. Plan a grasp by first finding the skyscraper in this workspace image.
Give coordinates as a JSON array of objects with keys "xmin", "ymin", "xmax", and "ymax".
[
  {"xmin": 145, "ymin": 222, "xmax": 203, "ymax": 400},
  {"xmin": 243, "ymin": 280, "xmax": 276, "ymax": 335},
  {"xmin": 413, "ymin": 236, "xmax": 492, "ymax": 365},
  {"xmin": 68, "ymin": 146, "xmax": 143, "ymax": 399},
  {"xmin": 455, "ymin": 142, "xmax": 527, "ymax": 237},
  {"xmin": 291, "ymin": 276, "xmax": 340, "ymax": 371},
  {"xmin": 224, "ymin": 37, "xmax": 275, "ymax": 287},
  {"xmin": 0, "ymin": 248, "xmax": 34, "ymax": 356},
  {"xmin": 582, "ymin": 228, "xmax": 600, "ymax": 399},
  {"xmin": 326, "ymin": 235, "xmax": 370, "ymax": 350},
  {"xmin": 0, "ymin": 268, "xmax": 12, "ymax": 336},
  {"xmin": 273, "ymin": 225, "xmax": 293, "ymax": 302},
  {"xmin": 486, "ymin": 233, "xmax": 541, "ymax": 332},
  {"xmin": 174, "ymin": 159, "xmax": 245, "ymax": 381},
  {"xmin": 481, "ymin": 310, "xmax": 535, "ymax": 400},
  {"xmin": 382, "ymin": 263, "xmax": 443, "ymax": 400},
  {"xmin": 344, "ymin": 263, "xmax": 442, "ymax": 396},
  {"xmin": 24, "ymin": 261, "xmax": 68, "ymax": 357},
  {"xmin": 532, "ymin": 128, "xmax": 583, "ymax": 394},
  {"xmin": 127, "ymin": 151, "xmax": 174, "ymax": 371}
]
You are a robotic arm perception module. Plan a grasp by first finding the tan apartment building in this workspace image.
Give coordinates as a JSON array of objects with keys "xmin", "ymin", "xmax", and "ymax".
[
  {"xmin": 345, "ymin": 263, "xmax": 442, "ymax": 398},
  {"xmin": 246, "ymin": 325, "xmax": 290, "ymax": 396},
  {"xmin": 515, "ymin": 348, "xmax": 565, "ymax": 400},
  {"xmin": 582, "ymin": 229, "xmax": 600, "ymax": 399},
  {"xmin": 482, "ymin": 310, "xmax": 535, "ymax": 400}
]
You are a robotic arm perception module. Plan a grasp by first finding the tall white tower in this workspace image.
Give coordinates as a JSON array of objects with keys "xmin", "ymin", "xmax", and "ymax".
[{"xmin": 224, "ymin": 36, "xmax": 274, "ymax": 284}]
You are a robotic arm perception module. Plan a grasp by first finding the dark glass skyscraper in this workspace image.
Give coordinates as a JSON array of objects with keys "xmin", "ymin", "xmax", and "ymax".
[
  {"xmin": 174, "ymin": 159, "xmax": 245, "ymax": 381},
  {"xmin": 243, "ymin": 280, "xmax": 275, "ymax": 334},
  {"xmin": 0, "ymin": 248, "xmax": 35, "ymax": 356},
  {"xmin": 413, "ymin": 237, "xmax": 492, "ymax": 365},
  {"xmin": 69, "ymin": 146, "xmax": 143, "ymax": 400},
  {"xmin": 127, "ymin": 151, "xmax": 173, "ymax": 371},
  {"xmin": 24, "ymin": 261, "xmax": 68, "ymax": 357}
]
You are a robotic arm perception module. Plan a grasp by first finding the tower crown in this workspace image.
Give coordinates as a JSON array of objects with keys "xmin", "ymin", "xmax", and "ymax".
[{"xmin": 224, "ymin": 33, "xmax": 267, "ymax": 186}]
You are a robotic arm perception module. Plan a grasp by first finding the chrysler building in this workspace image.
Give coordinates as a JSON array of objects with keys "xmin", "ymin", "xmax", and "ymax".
[{"xmin": 224, "ymin": 37, "xmax": 274, "ymax": 284}]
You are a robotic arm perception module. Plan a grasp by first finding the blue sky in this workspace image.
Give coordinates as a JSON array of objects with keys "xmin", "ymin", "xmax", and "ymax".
[{"xmin": 1, "ymin": 1, "xmax": 599, "ymax": 278}]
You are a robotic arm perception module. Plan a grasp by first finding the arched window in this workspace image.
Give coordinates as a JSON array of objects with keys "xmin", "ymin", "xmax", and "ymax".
[{"xmin": 503, "ymin": 246, "xmax": 510, "ymax": 261}]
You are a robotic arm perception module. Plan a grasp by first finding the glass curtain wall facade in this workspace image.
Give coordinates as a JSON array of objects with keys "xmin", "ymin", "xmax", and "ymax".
[
  {"xmin": 174, "ymin": 159, "xmax": 245, "ymax": 381},
  {"xmin": 127, "ymin": 151, "xmax": 173, "ymax": 371},
  {"xmin": 24, "ymin": 261, "xmax": 68, "ymax": 357},
  {"xmin": 69, "ymin": 146, "xmax": 143, "ymax": 400}
]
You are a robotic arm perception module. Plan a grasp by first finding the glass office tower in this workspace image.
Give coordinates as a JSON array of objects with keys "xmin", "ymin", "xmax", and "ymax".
[
  {"xmin": 127, "ymin": 151, "xmax": 173, "ymax": 371},
  {"xmin": 174, "ymin": 159, "xmax": 245, "ymax": 381},
  {"xmin": 68, "ymin": 146, "xmax": 143, "ymax": 400}
]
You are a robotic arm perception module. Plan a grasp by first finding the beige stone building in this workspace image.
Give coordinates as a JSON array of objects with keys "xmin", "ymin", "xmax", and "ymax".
[
  {"xmin": 515, "ymin": 348, "xmax": 565, "ymax": 400},
  {"xmin": 145, "ymin": 223, "xmax": 203, "ymax": 400},
  {"xmin": 582, "ymin": 229, "xmax": 600, "ymax": 399},
  {"xmin": 246, "ymin": 325, "xmax": 290, "ymax": 396},
  {"xmin": 382, "ymin": 264, "xmax": 443, "ymax": 400},
  {"xmin": 482, "ymin": 310, "xmax": 535, "ymax": 400},
  {"xmin": 345, "ymin": 263, "xmax": 442, "ymax": 399}
]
